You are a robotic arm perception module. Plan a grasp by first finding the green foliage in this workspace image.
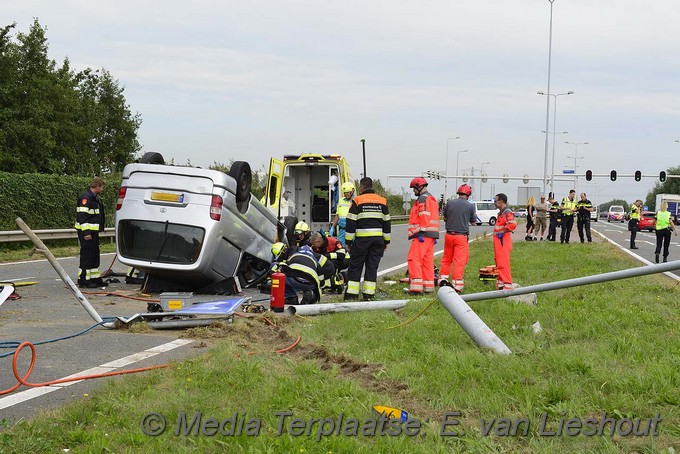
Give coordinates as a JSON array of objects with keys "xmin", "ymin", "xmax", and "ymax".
[
  {"xmin": 0, "ymin": 20, "xmax": 141, "ymax": 175},
  {"xmin": 0, "ymin": 171, "xmax": 121, "ymax": 230},
  {"xmin": 598, "ymin": 199, "xmax": 629, "ymax": 212},
  {"xmin": 645, "ymin": 165, "xmax": 680, "ymax": 210}
]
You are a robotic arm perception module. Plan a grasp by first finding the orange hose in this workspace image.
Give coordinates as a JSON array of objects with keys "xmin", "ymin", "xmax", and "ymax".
[
  {"xmin": 276, "ymin": 336, "xmax": 301, "ymax": 354},
  {"xmin": 1, "ymin": 342, "xmax": 167, "ymax": 396}
]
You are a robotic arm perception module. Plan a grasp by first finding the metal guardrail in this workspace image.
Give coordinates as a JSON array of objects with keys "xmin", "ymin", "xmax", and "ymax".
[{"xmin": 0, "ymin": 227, "xmax": 115, "ymax": 243}]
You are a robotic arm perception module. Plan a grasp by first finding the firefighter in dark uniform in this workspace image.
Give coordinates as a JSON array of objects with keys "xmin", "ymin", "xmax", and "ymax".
[
  {"xmin": 310, "ymin": 231, "xmax": 348, "ymax": 293},
  {"xmin": 576, "ymin": 192, "xmax": 593, "ymax": 243},
  {"xmin": 274, "ymin": 244, "xmax": 334, "ymax": 305},
  {"xmin": 75, "ymin": 176, "xmax": 107, "ymax": 288},
  {"xmin": 344, "ymin": 177, "xmax": 391, "ymax": 301}
]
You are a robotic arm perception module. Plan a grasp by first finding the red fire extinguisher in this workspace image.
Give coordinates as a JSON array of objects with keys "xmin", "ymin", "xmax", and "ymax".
[{"xmin": 270, "ymin": 271, "xmax": 286, "ymax": 313}]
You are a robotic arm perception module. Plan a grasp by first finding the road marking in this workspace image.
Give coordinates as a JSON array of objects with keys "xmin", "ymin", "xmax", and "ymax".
[
  {"xmin": 0, "ymin": 253, "xmax": 116, "ymax": 267},
  {"xmin": 0, "ymin": 339, "xmax": 192, "ymax": 410}
]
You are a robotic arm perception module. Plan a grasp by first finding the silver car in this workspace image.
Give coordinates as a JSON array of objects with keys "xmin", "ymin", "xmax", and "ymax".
[{"xmin": 115, "ymin": 153, "xmax": 281, "ymax": 291}]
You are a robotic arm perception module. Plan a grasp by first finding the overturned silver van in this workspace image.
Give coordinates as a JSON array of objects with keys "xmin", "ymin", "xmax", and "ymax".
[{"xmin": 115, "ymin": 153, "xmax": 281, "ymax": 292}]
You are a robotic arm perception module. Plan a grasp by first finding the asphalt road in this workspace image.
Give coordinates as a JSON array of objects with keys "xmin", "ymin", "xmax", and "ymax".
[{"xmin": 590, "ymin": 220, "xmax": 680, "ymax": 280}]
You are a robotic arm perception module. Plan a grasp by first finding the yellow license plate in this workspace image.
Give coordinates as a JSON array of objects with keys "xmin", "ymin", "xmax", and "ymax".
[{"xmin": 151, "ymin": 192, "xmax": 184, "ymax": 202}]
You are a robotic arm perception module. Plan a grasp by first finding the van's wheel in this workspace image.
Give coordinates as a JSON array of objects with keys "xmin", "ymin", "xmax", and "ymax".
[
  {"xmin": 489, "ymin": 217, "xmax": 496, "ymax": 226},
  {"xmin": 139, "ymin": 152, "xmax": 165, "ymax": 165},
  {"xmin": 228, "ymin": 161, "xmax": 252, "ymax": 205}
]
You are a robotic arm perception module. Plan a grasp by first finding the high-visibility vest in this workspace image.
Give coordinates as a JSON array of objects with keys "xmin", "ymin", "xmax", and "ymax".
[
  {"xmin": 561, "ymin": 197, "xmax": 576, "ymax": 216},
  {"xmin": 336, "ymin": 197, "xmax": 352, "ymax": 219},
  {"xmin": 630, "ymin": 205, "xmax": 641, "ymax": 220},
  {"xmin": 655, "ymin": 210, "xmax": 671, "ymax": 230}
]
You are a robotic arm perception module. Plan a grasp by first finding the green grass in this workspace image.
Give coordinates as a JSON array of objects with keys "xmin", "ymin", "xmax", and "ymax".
[
  {"xmin": 1, "ymin": 237, "xmax": 679, "ymax": 453},
  {"xmin": 0, "ymin": 240, "xmax": 116, "ymax": 263}
]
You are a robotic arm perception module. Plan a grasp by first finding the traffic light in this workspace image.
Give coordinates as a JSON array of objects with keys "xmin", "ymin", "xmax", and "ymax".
[
  {"xmin": 634, "ymin": 170, "xmax": 641, "ymax": 182},
  {"xmin": 660, "ymin": 171, "xmax": 667, "ymax": 182},
  {"xmin": 523, "ymin": 174, "xmax": 529, "ymax": 184},
  {"xmin": 586, "ymin": 170, "xmax": 592, "ymax": 181},
  {"xmin": 610, "ymin": 170, "xmax": 617, "ymax": 181},
  {"xmin": 502, "ymin": 173, "xmax": 509, "ymax": 183}
]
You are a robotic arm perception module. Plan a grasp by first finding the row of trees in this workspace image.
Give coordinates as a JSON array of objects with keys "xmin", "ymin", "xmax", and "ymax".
[{"xmin": 0, "ymin": 20, "xmax": 141, "ymax": 175}]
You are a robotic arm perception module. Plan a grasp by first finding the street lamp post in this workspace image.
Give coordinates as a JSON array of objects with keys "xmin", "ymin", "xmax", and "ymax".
[
  {"xmin": 455, "ymin": 150, "xmax": 469, "ymax": 198},
  {"xmin": 565, "ymin": 141, "xmax": 588, "ymax": 194},
  {"xmin": 541, "ymin": 0, "xmax": 557, "ymax": 196},
  {"xmin": 538, "ymin": 90, "xmax": 574, "ymax": 194},
  {"xmin": 480, "ymin": 161, "xmax": 491, "ymax": 200},
  {"xmin": 444, "ymin": 137, "xmax": 461, "ymax": 201}
]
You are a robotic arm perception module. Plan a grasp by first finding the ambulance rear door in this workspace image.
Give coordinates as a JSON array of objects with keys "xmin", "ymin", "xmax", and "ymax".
[{"xmin": 265, "ymin": 157, "xmax": 284, "ymax": 214}]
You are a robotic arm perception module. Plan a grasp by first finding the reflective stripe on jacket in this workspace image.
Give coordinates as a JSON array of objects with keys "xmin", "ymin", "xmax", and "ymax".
[
  {"xmin": 75, "ymin": 188, "xmax": 105, "ymax": 232},
  {"xmin": 345, "ymin": 190, "xmax": 391, "ymax": 245}
]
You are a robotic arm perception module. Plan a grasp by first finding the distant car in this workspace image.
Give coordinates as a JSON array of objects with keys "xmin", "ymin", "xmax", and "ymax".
[
  {"xmin": 471, "ymin": 201, "xmax": 498, "ymax": 226},
  {"xmin": 590, "ymin": 206, "xmax": 599, "ymax": 222},
  {"xmin": 513, "ymin": 209, "xmax": 528, "ymax": 218},
  {"xmin": 637, "ymin": 211, "xmax": 656, "ymax": 232},
  {"xmin": 607, "ymin": 205, "xmax": 625, "ymax": 223}
]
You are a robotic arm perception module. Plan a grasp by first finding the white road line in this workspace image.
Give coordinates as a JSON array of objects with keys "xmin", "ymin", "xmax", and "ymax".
[
  {"xmin": 0, "ymin": 339, "xmax": 192, "ymax": 410},
  {"xmin": 591, "ymin": 229, "xmax": 680, "ymax": 283},
  {"xmin": 0, "ymin": 253, "xmax": 116, "ymax": 267}
]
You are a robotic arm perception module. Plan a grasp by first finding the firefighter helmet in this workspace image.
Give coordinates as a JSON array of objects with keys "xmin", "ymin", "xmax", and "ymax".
[
  {"xmin": 341, "ymin": 182, "xmax": 355, "ymax": 193},
  {"xmin": 294, "ymin": 221, "xmax": 310, "ymax": 234},
  {"xmin": 271, "ymin": 242, "xmax": 287, "ymax": 260},
  {"xmin": 456, "ymin": 184, "xmax": 472, "ymax": 196},
  {"xmin": 410, "ymin": 177, "xmax": 428, "ymax": 188}
]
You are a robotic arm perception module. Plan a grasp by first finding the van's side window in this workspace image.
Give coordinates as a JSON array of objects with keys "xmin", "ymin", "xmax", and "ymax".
[{"xmin": 268, "ymin": 177, "xmax": 279, "ymax": 205}]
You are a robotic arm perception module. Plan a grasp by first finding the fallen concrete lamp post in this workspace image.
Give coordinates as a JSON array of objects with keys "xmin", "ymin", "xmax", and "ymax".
[
  {"xmin": 15, "ymin": 217, "xmax": 115, "ymax": 329},
  {"xmin": 284, "ymin": 300, "xmax": 409, "ymax": 316},
  {"xmin": 461, "ymin": 260, "xmax": 680, "ymax": 303},
  {"xmin": 438, "ymin": 260, "xmax": 680, "ymax": 354},
  {"xmin": 437, "ymin": 287, "xmax": 512, "ymax": 355}
]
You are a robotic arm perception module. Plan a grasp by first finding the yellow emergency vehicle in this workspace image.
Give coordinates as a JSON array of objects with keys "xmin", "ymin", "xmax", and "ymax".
[{"xmin": 263, "ymin": 154, "xmax": 355, "ymax": 242}]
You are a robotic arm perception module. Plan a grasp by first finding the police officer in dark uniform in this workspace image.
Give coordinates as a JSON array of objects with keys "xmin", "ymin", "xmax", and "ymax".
[
  {"xmin": 344, "ymin": 177, "xmax": 391, "ymax": 301},
  {"xmin": 75, "ymin": 177, "xmax": 107, "ymax": 288},
  {"xmin": 576, "ymin": 192, "xmax": 593, "ymax": 243},
  {"xmin": 547, "ymin": 192, "xmax": 561, "ymax": 242}
]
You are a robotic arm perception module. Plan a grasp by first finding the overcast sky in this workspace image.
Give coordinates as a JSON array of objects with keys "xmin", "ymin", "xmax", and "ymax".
[{"xmin": 7, "ymin": 0, "xmax": 680, "ymax": 205}]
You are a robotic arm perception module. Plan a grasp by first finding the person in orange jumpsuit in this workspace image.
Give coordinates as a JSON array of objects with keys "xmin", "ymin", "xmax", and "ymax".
[
  {"xmin": 407, "ymin": 177, "xmax": 440, "ymax": 294},
  {"xmin": 492, "ymin": 193, "xmax": 517, "ymax": 291},
  {"xmin": 439, "ymin": 184, "xmax": 478, "ymax": 293}
]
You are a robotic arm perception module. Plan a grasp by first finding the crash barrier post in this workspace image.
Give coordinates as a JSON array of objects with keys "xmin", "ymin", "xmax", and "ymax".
[
  {"xmin": 437, "ymin": 287, "xmax": 512, "ymax": 355},
  {"xmin": 15, "ymin": 217, "xmax": 112, "ymax": 328}
]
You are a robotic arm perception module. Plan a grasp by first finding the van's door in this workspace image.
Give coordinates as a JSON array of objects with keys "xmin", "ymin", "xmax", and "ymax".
[
  {"xmin": 339, "ymin": 158, "xmax": 354, "ymax": 186},
  {"xmin": 265, "ymin": 157, "xmax": 284, "ymax": 213}
]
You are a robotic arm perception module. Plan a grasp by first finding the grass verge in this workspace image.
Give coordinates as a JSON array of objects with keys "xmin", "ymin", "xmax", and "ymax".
[{"xmin": 1, "ymin": 237, "xmax": 679, "ymax": 453}]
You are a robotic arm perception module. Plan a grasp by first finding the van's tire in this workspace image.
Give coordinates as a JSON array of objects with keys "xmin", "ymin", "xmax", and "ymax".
[
  {"xmin": 489, "ymin": 217, "xmax": 496, "ymax": 226},
  {"xmin": 140, "ymin": 152, "xmax": 165, "ymax": 165},
  {"xmin": 229, "ymin": 161, "xmax": 252, "ymax": 204}
]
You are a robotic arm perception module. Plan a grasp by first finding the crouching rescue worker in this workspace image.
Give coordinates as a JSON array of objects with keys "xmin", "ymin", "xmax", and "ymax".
[
  {"xmin": 344, "ymin": 177, "xmax": 391, "ymax": 301},
  {"xmin": 271, "ymin": 242, "xmax": 334, "ymax": 305},
  {"xmin": 406, "ymin": 177, "xmax": 440, "ymax": 294},
  {"xmin": 75, "ymin": 176, "xmax": 107, "ymax": 289},
  {"xmin": 293, "ymin": 221, "xmax": 311, "ymax": 247},
  {"xmin": 492, "ymin": 193, "xmax": 517, "ymax": 291},
  {"xmin": 439, "ymin": 184, "xmax": 477, "ymax": 293},
  {"xmin": 310, "ymin": 231, "xmax": 348, "ymax": 292}
]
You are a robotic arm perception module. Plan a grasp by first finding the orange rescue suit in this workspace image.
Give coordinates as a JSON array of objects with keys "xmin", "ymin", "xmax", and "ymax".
[
  {"xmin": 407, "ymin": 191, "xmax": 440, "ymax": 293},
  {"xmin": 492, "ymin": 207, "xmax": 517, "ymax": 290}
]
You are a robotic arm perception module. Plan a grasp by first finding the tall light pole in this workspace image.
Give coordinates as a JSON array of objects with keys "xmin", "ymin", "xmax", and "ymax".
[
  {"xmin": 455, "ymin": 149, "xmax": 469, "ymax": 197},
  {"xmin": 541, "ymin": 0, "xmax": 557, "ymax": 197},
  {"xmin": 444, "ymin": 137, "xmax": 461, "ymax": 201},
  {"xmin": 565, "ymin": 141, "xmax": 588, "ymax": 194},
  {"xmin": 538, "ymin": 90, "xmax": 574, "ymax": 194},
  {"xmin": 480, "ymin": 161, "xmax": 491, "ymax": 200}
]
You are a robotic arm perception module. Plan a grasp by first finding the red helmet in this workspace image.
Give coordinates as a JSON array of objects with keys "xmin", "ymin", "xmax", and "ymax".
[
  {"xmin": 410, "ymin": 177, "xmax": 428, "ymax": 188},
  {"xmin": 456, "ymin": 184, "xmax": 472, "ymax": 196}
]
